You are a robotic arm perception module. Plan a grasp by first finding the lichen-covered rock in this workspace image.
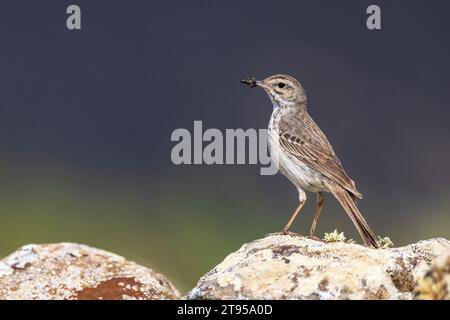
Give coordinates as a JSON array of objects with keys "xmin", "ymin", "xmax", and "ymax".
[
  {"xmin": 414, "ymin": 249, "xmax": 450, "ymax": 300},
  {"xmin": 0, "ymin": 243, "xmax": 180, "ymax": 300},
  {"xmin": 187, "ymin": 234, "xmax": 450, "ymax": 300}
]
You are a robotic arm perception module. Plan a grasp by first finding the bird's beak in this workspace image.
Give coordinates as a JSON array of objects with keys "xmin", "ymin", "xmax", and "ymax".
[{"xmin": 255, "ymin": 80, "xmax": 269, "ymax": 89}]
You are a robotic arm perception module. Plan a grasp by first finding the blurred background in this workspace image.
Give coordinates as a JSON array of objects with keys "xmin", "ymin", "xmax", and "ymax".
[{"xmin": 0, "ymin": 0, "xmax": 449, "ymax": 292}]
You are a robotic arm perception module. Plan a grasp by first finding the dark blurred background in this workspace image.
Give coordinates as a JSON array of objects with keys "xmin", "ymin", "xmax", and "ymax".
[{"xmin": 0, "ymin": 0, "xmax": 449, "ymax": 292}]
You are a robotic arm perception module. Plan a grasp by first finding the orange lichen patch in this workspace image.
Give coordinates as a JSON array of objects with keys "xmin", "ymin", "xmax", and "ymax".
[{"xmin": 75, "ymin": 277, "xmax": 147, "ymax": 300}]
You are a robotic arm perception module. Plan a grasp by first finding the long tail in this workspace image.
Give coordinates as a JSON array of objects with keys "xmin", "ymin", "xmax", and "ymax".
[{"xmin": 330, "ymin": 187, "xmax": 378, "ymax": 248}]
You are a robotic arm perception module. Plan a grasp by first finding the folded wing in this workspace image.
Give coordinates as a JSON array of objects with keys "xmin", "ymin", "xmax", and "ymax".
[{"xmin": 278, "ymin": 131, "xmax": 362, "ymax": 198}]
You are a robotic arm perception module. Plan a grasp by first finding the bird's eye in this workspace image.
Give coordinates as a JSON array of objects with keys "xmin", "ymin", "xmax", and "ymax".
[{"xmin": 277, "ymin": 82, "xmax": 286, "ymax": 89}]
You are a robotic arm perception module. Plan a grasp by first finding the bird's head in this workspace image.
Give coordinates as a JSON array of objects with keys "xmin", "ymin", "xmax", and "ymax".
[{"xmin": 241, "ymin": 74, "xmax": 307, "ymax": 109}]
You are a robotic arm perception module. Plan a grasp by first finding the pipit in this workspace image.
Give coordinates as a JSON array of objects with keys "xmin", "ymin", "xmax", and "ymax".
[{"xmin": 241, "ymin": 74, "xmax": 378, "ymax": 248}]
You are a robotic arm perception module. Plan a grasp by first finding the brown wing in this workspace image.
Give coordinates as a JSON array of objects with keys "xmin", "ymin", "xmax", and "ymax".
[{"xmin": 278, "ymin": 130, "xmax": 362, "ymax": 199}]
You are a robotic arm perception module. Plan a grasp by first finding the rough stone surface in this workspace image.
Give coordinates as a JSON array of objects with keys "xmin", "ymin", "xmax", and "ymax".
[
  {"xmin": 414, "ymin": 249, "xmax": 450, "ymax": 300},
  {"xmin": 0, "ymin": 243, "xmax": 180, "ymax": 300},
  {"xmin": 187, "ymin": 234, "xmax": 450, "ymax": 300}
]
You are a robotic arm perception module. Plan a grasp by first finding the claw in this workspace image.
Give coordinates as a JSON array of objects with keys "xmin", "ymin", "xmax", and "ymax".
[{"xmin": 307, "ymin": 234, "xmax": 323, "ymax": 241}]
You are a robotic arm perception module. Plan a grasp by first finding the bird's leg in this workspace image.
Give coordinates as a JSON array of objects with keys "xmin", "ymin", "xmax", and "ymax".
[
  {"xmin": 282, "ymin": 189, "xmax": 307, "ymax": 234},
  {"xmin": 309, "ymin": 192, "xmax": 324, "ymax": 239},
  {"xmin": 282, "ymin": 201, "xmax": 305, "ymax": 234}
]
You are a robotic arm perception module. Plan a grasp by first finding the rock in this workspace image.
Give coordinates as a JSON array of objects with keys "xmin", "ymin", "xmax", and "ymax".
[
  {"xmin": 414, "ymin": 249, "xmax": 450, "ymax": 300},
  {"xmin": 0, "ymin": 243, "xmax": 180, "ymax": 300},
  {"xmin": 187, "ymin": 234, "xmax": 450, "ymax": 300}
]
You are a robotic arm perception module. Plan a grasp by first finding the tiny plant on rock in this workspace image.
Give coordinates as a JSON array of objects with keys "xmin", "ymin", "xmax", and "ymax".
[
  {"xmin": 323, "ymin": 229, "xmax": 347, "ymax": 243},
  {"xmin": 376, "ymin": 236, "xmax": 394, "ymax": 248},
  {"xmin": 323, "ymin": 230, "xmax": 394, "ymax": 248}
]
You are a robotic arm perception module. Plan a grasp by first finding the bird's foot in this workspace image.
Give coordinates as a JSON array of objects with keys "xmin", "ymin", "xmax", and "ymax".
[
  {"xmin": 266, "ymin": 230, "xmax": 303, "ymax": 237},
  {"xmin": 307, "ymin": 234, "xmax": 322, "ymax": 242}
]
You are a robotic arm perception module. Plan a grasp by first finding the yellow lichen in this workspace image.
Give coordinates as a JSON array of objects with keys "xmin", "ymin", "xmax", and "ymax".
[
  {"xmin": 377, "ymin": 236, "xmax": 394, "ymax": 249},
  {"xmin": 323, "ymin": 230, "xmax": 346, "ymax": 243}
]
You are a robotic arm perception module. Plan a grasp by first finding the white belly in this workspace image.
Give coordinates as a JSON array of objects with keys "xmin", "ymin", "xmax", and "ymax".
[{"xmin": 268, "ymin": 117, "xmax": 328, "ymax": 193}]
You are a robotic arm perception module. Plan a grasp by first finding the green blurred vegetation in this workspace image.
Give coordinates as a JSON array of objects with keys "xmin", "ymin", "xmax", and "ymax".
[{"xmin": 0, "ymin": 166, "xmax": 449, "ymax": 293}]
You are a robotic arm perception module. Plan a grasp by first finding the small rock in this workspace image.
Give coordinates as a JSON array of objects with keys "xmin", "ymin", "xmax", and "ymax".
[
  {"xmin": 414, "ymin": 249, "xmax": 450, "ymax": 300},
  {"xmin": 187, "ymin": 234, "xmax": 450, "ymax": 300},
  {"xmin": 0, "ymin": 243, "xmax": 180, "ymax": 300}
]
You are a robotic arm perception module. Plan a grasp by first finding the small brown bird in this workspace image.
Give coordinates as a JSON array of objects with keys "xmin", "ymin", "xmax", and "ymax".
[{"xmin": 242, "ymin": 74, "xmax": 378, "ymax": 248}]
